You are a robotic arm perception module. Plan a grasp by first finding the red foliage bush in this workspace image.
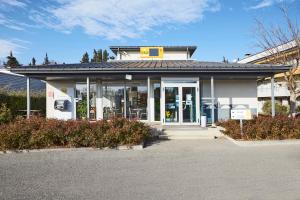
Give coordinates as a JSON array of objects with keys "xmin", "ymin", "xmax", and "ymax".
[
  {"xmin": 218, "ymin": 115, "xmax": 300, "ymax": 140},
  {"xmin": 0, "ymin": 117, "xmax": 151, "ymax": 151}
]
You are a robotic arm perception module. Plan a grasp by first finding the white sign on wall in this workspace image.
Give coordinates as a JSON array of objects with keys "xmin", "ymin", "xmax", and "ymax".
[{"xmin": 231, "ymin": 109, "xmax": 252, "ymax": 120}]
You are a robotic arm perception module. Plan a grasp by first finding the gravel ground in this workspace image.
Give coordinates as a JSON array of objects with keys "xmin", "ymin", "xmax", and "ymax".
[{"xmin": 1, "ymin": 139, "xmax": 300, "ymax": 200}]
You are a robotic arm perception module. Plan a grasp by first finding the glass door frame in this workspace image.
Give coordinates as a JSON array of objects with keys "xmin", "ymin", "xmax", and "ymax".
[{"xmin": 161, "ymin": 77, "xmax": 200, "ymax": 125}]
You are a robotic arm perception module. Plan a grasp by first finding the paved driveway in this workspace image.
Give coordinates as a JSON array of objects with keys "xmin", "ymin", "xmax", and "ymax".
[{"xmin": 1, "ymin": 139, "xmax": 300, "ymax": 200}]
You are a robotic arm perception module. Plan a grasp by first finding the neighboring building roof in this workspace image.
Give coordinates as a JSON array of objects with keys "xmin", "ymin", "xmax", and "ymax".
[
  {"xmin": 0, "ymin": 69, "xmax": 45, "ymax": 91},
  {"xmin": 10, "ymin": 60, "xmax": 290, "ymax": 78},
  {"xmin": 238, "ymin": 40, "xmax": 299, "ymax": 64},
  {"xmin": 110, "ymin": 46, "xmax": 197, "ymax": 56}
]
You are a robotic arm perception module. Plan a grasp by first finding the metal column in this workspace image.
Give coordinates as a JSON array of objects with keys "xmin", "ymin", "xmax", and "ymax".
[
  {"xmin": 271, "ymin": 76, "xmax": 275, "ymax": 117},
  {"xmin": 26, "ymin": 77, "xmax": 30, "ymax": 119},
  {"xmin": 211, "ymin": 76, "xmax": 215, "ymax": 126},
  {"xmin": 86, "ymin": 77, "xmax": 90, "ymax": 120}
]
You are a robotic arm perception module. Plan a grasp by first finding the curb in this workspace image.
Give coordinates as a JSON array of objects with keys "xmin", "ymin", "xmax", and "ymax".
[
  {"xmin": 223, "ymin": 135, "xmax": 300, "ymax": 146},
  {"xmin": 0, "ymin": 144, "xmax": 144, "ymax": 154}
]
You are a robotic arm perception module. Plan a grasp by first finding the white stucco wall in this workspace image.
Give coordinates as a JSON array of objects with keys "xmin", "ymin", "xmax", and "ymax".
[
  {"xmin": 117, "ymin": 51, "xmax": 189, "ymax": 60},
  {"xmin": 202, "ymin": 79, "xmax": 258, "ymax": 119},
  {"xmin": 46, "ymin": 81, "xmax": 75, "ymax": 120}
]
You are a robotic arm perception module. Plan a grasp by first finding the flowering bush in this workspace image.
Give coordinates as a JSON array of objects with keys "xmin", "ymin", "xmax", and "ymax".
[
  {"xmin": 217, "ymin": 115, "xmax": 300, "ymax": 140},
  {"xmin": 0, "ymin": 117, "xmax": 151, "ymax": 151}
]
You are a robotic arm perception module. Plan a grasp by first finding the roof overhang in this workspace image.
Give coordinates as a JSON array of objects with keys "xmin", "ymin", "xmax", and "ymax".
[{"xmin": 9, "ymin": 60, "xmax": 291, "ymax": 80}]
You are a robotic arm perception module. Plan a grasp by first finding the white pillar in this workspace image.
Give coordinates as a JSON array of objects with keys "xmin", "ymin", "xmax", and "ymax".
[
  {"xmin": 96, "ymin": 80, "xmax": 103, "ymax": 120},
  {"xmin": 147, "ymin": 76, "xmax": 151, "ymax": 122},
  {"xmin": 211, "ymin": 76, "xmax": 215, "ymax": 126},
  {"xmin": 124, "ymin": 81, "xmax": 127, "ymax": 118},
  {"xmin": 86, "ymin": 77, "xmax": 90, "ymax": 120},
  {"xmin": 26, "ymin": 77, "xmax": 30, "ymax": 119},
  {"xmin": 271, "ymin": 76, "xmax": 275, "ymax": 117}
]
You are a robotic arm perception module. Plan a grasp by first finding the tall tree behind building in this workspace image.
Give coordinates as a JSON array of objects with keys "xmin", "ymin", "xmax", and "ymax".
[
  {"xmin": 32, "ymin": 57, "xmax": 36, "ymax": 66},
  {"xmin": 5, "ymin": 51, "xmax": 20, "ymax": 68},
  {"xmin": 103, "ymin": 50, "xmax": 109, "ymax": 62},
  {"xmin": 254, "ymin": 6, "xmax": 300, "ymax": 115},
  {"xmin": 81, "ymin": 52, "xmax": 90, "ymax": 63},
  {"xmin": 43, "ymin": 53, "xmax": 50, "ymax": 65}
]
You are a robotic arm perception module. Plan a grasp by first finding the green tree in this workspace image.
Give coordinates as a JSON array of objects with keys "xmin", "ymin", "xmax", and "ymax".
[
  {"xmin": 97, "ymin": 49, "xmax": 103, "ymax": 62},
  {"xmin": 5, "ymin": 51, "xmax": 20, "ymax": 68},
  {"xmin": 32, "ymin": 57, "xmax": 36, "ymax": 66},
  {"xmin": 103, "ymin": 49, "xmax": 109, "ymax": 62},
  {"xmin": 91, "ymin": 49, "xmax": 97, "ymax": 63},
  {"xmin": 81, "ymin": 52, "xmax": 89, "ymax": 63},
  {"xmin": 262, "ymin": 100, "xmax": 289, "ymax": 115},
  {"xmin": 43, "ymin": 53, "xmax": 49, "ymax": 65}
]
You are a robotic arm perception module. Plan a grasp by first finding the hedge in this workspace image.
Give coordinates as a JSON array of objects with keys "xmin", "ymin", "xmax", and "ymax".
[
  {"xmin": 0, "ymin": 117, "xmax": 151, "ymax": 151},
  {"xmin": 0, "ymin": 88, "xmax": 45, "ymax": 117},
  {"xmin": 217, "ymin": 115, "xmax": 300, "ymax": 140}
]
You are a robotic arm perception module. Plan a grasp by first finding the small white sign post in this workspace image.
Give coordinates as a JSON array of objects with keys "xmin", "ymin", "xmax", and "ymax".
[{"xmin": 231, "ymin": 109, "xmax": 252, "ymax": 136}]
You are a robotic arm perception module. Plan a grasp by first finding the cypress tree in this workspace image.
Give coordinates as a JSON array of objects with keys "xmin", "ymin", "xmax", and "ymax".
[
  {"xmin": 32, "ymin": 57, "xmax": 36, "ymax": 66},
  {"xmin": 80, "ymin": 52, "xmax": 89, "ymax": 63},
  {"xmin": 97, "ymin": 49, "xmax": 103, "ymax": 62},
  {"xmin": 5, "ymin": 51, "xmax": 20, "ymax": 68},
  {"xmin": 91, "ymin": 49, "xmax": 97, "ymax": 63},
  {"xmin": 43, "ymin": 53, "xmax": 49, "ymax": 65},
  {"xmin": 103, "ymin": 49, "xmax": 109, "ymax": 62}
]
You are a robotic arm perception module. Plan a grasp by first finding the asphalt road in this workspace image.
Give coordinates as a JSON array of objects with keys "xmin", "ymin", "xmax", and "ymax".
[{"xmin": 1, "ymin": 139, "xmax": 300, "ymax": 200}]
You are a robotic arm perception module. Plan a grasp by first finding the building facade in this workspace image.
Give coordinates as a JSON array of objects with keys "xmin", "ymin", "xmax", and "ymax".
[
  {"xmin": 238, "ymin": 40, "xmax": 300, "ymax": 113},
  {"xmin": 10, "ymin": 46, "xmax": 289, "ymax": 125}
]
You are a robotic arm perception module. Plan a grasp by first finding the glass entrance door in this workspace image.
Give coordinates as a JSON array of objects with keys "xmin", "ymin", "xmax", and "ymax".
[
  {"xmin": 182, "ymin": 87, "xmax": 196, "ymax": 123},
  {"xmin": 163, "ymin": 84, "xmax": 199, "ymax": 125},
  {"xmin": 165, "ymin": 87, "xmax": 179, "ymax": 123}
]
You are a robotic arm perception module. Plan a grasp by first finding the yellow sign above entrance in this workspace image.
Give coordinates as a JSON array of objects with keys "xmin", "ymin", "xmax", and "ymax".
[{"xmin": 140, "ymin": 47, "xmax": 164, "ymax": 58}]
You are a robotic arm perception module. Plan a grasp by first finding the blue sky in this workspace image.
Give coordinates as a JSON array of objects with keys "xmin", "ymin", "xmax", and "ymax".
[{"xmin": 0, "ymin": 0, "xmax": 299, "ymax": 65}]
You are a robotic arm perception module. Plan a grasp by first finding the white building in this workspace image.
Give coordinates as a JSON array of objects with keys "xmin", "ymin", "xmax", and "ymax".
[
  {"xmin": 238, "ymin": 40, "xmax": 299, "ymax": 112},
  {"xmin": 10, "ymin": 46, "xmax": 289, "ymax": 125}
]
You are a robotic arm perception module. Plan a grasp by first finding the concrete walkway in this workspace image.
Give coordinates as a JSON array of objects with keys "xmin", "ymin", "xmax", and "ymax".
[{"xmin": 1, "ymin": 139, "xmax": 300, "ymax": 200}]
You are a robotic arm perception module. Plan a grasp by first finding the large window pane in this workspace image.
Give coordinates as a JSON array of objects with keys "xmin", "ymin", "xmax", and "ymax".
[
  {"xmin": 75, "ymin": 83, "xmax": 96, "ymax": 120},
  {"xmin": 126, "ymin": 84, "xmax": 148, "ymax": 120},
  {"xmin": 165, "ymin": 87, "xmax": 179, "ymax": 123},
  {"xmin": 75, "ymin": 83, "xmax": 87, "ymax": 120},
  {"xmin": 154, "ymin": 83, "xmax": 160, "ymax": 121},
  {"xmin": 103, "ymin": 85, "xmax": 125, "ymax": 119}
]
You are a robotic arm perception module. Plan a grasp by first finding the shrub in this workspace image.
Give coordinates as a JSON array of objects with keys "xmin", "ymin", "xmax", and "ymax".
[
  {"xmin": 262, "ymin": 100, "xmax": 289, "ymax": 115},
  {"xmin": 0, "ymin": 117, "xmax": 151, "ymax": 151},
  {"xmin": 0, "ymin": 103, "xmax": 12, "ymax": 124},
  {"xmin": 218, "ymin": 115, "xmax": 300, "ymax": 140},
  {"xmin": 296, "ymin": 106, "xmax": 300, "ymax": 113}
]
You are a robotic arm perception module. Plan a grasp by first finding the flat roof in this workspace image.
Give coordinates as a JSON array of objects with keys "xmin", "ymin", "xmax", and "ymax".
[
  {"xmin": 238, "ymin": 40, "xmax": 299, "ymax": 64},
  {"xmin": 109, "ymin": 46, "xmax": 197, "ymax": 56},
  {"xmin": 9, "ymin": 60, "xmax": 290, "ymax": 79}
]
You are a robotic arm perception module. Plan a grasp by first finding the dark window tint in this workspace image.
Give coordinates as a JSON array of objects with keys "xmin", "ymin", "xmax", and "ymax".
[{"xmin": 149, "ymin": 48, "xmax": 159, "ymax": 56}]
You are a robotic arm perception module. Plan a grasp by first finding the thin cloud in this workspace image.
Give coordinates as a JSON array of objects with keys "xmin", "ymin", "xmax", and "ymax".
[
  {"xmin": 248, "ymin": 0, "xmax": 293, "ymax": 10},
  {"xmin": 0, "ymin": 39, "xmax": 28, "ymax": 59},
  {"xmin": 29, "ymin": 0, "xmax": 221, "ymax": 40},
  {"xmin": 0, "ymin": 0, "xmax": 27, "ymax": 8}
]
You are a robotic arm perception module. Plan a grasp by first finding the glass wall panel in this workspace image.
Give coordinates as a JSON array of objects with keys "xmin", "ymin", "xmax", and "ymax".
[
  {"xmin": 165, "ymin": 87, "xmax": 179, "ymax": 123},
  {"xmin": 102, "ymin": 85, "xmax": 125, "ymax": 119},
  {"xmin": 75, "ymin": 83, "xmax": 96, "ymax": 120},
  {"xmin": 153, "ymin": 83, "xmax": 161, "ymax": 121},
  {"xmin": 182, "ymin": 87, "xmax": 196, "ymax": 123},
  {"xmin": 75, "ymin": 83, "xmax": 87, "ymax": 120},
  {"xmin": 126, "ymin": 84, "xmax": 148, "ymax": 120}
]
